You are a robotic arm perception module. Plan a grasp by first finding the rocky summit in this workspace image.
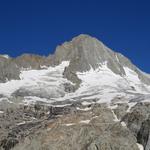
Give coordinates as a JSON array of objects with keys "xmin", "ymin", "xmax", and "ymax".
[{"xmin": 0, "ymin": 34, "xmax": 150, "ymax": 150}]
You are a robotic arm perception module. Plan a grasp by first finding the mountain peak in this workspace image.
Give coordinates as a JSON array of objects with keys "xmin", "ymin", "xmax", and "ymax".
[
  {"xmin": 54, "ymin": 34, "xmax": 110, "ymax": 68},
  {"xmin": 72, "ymin": 34, "xmax": 92, "ymax": 39},
  {"xmin": 55, "ymin": 34, "xmax": 122, "ymax": 73},
  {"xmin": 70, "ymin": 34, "xmax": 103, "ymax": 47},
  {"xmin": 0, "ymin": 35, "xmax": 150, "ymax": 150},
  {"xmin": 53, "ymin": 34, "xmax": 150, "ymax": 85},
  {"xmin": 71, "ymin": 34, "xmax": 95, "ymax": 42},
  {"xmin": 0, "ymin": 34, "xmax": 150, "ymax": 86}
]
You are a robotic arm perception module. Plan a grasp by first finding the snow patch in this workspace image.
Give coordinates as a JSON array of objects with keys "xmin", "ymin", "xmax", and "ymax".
[
  {"xmin": 76, "ymin": 107, "xmax": 91, "ymax": 111},
  {"xmin": 64, "ymin": 123, "xmax": 75, "ymax": 126},
  {"xmin": 136, "ymin": 143, "xmax": 144, "ymax": 150},
  {"xmin": 111, "ymin": 110, "xmax": 120, "ymax": 122},
  {"xmin": 124, "ymin": 67, "xmax": 150, "ymax": 93},
  {"xmin": 79, "ymin": 120, "xmax": 90, "ymax": 124},
  {"xmin": 17, "ymin": 121, "xmax": 26, "ymax": 125},
  {"xmin": 82, "ymin": 101, "xmax": 93, "ymax": 106},
  {"xmin": 127, "ymin": 102, "xmax": 137, "ymax": 112},
  {"xmin": 0, "ymin": 54, "xmax": 9, "ymax": 59},
  {"xmin": 121, "ymin": 121, "xmax": 127, "ymax": 127}
]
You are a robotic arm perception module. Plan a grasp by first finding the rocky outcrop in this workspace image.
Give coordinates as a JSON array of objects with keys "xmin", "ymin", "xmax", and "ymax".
[
  {"xmin": 0, "ymin": 57, "xmax": 20, "ymax": 82},
  {"xmin": 137, "ymin": 119, "xmax": 150, "ymax": 150},
  {"xmin": 108, "ymin": 102, "xmax": 150, "ymax": 149},
  {"xmin": 0, "ymin": 99, "xmax": 150, "ymax": 150},
  {"xmin": 0, "ymin": 101, "xmax": 142, "ymax": 150},
  {"xmin": 120, "ymin": 103, "xmax": 150, "ymax": 150}
]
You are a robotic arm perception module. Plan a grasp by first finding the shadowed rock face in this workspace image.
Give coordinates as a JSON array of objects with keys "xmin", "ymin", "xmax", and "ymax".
[
  {"xmin": 121, "ymin": 103, "xmax": 150, "ymax": 150},
  {"xmin": 137, "ymin": 119, "xmax": 150, "ymax": 150}
]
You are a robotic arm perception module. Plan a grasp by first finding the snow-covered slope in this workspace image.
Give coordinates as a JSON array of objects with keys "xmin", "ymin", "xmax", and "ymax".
[
  {"xmin": 0, "ymin": 60, "xmax": 149, "ymax": 106},
  {"xmin": 54, "ymin": 61, "xmax": 150, "ymax": 104},
  {"xmin": 0, "ymin": 34, "xmax": 150, "ymax": 106},
  {"xmin": 0, "ymin": 61, "xmax": 72, "ymax": 104}
]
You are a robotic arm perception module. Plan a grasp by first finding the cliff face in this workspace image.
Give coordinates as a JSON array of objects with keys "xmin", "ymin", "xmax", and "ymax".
[
  {"xmin": 0, "ymin": 101, "xmax": 149, "ymax": 150},
  {"xmin": 0, "ymin": 34, "xmax": 150, "ymax": 150},
  {"xmin": 53, "ymin": 34, "xmax": 150, "ymax": 85}
]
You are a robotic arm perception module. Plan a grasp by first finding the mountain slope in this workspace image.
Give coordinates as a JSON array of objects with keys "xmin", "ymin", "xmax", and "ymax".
[
  {"xmin": 0, "ymin": 34, "xmax": 150, "ymax": 150},
  {"xmin": 54, "ymin": 34, "xmax": 150, "ymax": 85},
  {"xmin": 0, "ymin": 34, "xmax": 149, "ymax": 105}
]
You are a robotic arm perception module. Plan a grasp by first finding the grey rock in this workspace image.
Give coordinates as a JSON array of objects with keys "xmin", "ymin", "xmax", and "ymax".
[
  {"xmin": 53, "ymin": 34, "xmax": 150, "ymax": 85},
  {"xmin": 119, "ymin": 102, "xmax": 150, "ymax": 149},
  {"xmin": 137, "ymin": 119, "xmax": 150, "ymax": 150},
  {"xmin": 113, "ymin": 103, "xmax": 129, "ymax": 120},
  {"xmin": 0, "ymin": 57, "xmax": 20, "ymax": 82},
  {"xmin": 14, "ymin": 54, "xmax": 45, "ymax": 69},
  {"xmin": 0, "ymin": 103, "xmax": 138, "ymax": 150}
]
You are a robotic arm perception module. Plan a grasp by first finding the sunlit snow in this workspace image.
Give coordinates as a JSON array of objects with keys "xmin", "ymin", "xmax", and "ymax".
[
  {"xmin": 0, "ymin": 61, "xmax": 70, "ymax": 99},
  {"xmin": 0, "ymin": 61, "xmax": 150, "ymax": 105}
]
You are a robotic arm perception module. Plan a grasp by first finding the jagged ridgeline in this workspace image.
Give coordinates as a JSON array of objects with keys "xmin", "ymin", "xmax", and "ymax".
[{"xmin": 0, "ymin": 34, "xmax": 150, "ymax": 85}]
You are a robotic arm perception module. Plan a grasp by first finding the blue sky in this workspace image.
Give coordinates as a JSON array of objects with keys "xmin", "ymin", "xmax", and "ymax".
[{"xmin": 0, "ymin": 0, "xmax": 150, "ymax": 73}]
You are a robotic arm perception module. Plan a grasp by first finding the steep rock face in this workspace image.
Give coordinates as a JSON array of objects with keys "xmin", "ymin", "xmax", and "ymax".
[
  {"xmin": 0, "ymin": 57, "xmax": 20, "ymax": 82},
  {"xmin": 0, "ymin": 103, "xmax": 139, "ymax": 150},
  {"xmin": 137, "ymin": 119, "xmax": 150, "ymax": 150},
  {"xmin": 53, "ymin": 34, "xmax": 150, "ymax": 85},
  {"xmin": 54, "ymin": 34, "xmax": 124, "ymax": 73},
  {"xmin": 120, "ymin": 103, "xmax": 150, "ymax": 150}
]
